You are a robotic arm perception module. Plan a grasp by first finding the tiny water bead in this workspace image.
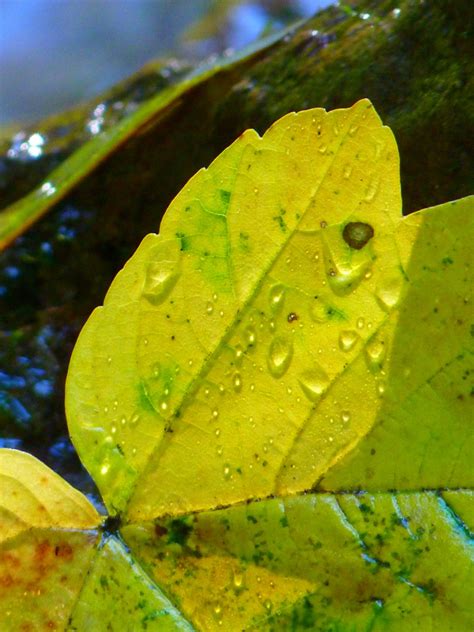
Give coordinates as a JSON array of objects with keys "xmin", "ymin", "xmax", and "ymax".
[
  {"xmin": 365, "ymin": 337, "xmax": 385, "ymax": 370},
  {"xmin": 269, "ymin": 284, "xmax": 286, "ymax": 313},
  {"xmin": 206, "ymin": 302, "xmax": 214, "ymax": 315},
  {"xmin": 233, "ymin": 373, "xmax": 242, "ymax": 392},
  {"xmin": 267, "ymin": 337, "xmax": 293, "ymax": 378},
  {"xmin": 244, "ymin": 326, "xmax": 257, "ymax": 348},
  {"xmin": 233, "ymin": 571, "xmax": 244, "ymax": 589},
  {"xmin": 343, "ymin": 164, "xmax": 353, "ymax": 179}
]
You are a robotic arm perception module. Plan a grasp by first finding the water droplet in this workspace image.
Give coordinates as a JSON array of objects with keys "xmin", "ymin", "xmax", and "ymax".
[
  {"xmin": 339, "ymin": 329, "xmax": 359, "ymax": 352},
  {"xmin": 104, "ymin": 406, "xmax": 109, "ymax": 414},
  {"xmin": 111, "ymin": 425, "xmax": 117, "ymax": 434},
  {"xmin": 206, "ymin": 302, "xmax": 214, "ymax": 315},
  {"xmin": 349, "ymin": 124, "xmax": 359, "ymax": 136},
  {"xmin": 341, "ymin": 411, "xmax": 351, "ymax": 423},
  {"xmin": 219, "ymin": 310, "xmax": 224, "ymax": 317},
  {"xmin": 120, "ymin": 416, "xmax": 127, "ymax": 426},
  {"xmin": 310, "ymin": 299, "xmax": 329, "ymax": 323},
  {"xmin": 215, "ymin": 428, "xmax": 221, "ymax": 437},
  {"xmin": 365, "ymin": 337, "xmax": 385, "ymax": 369},
  {"xmin": 327, "ymin": 261, "xmax": 373, "ymax": 294},
  {"xmin": 100, "ymin": 464, "xmax": 110, "ymax": 476},
  {"xmin": 357, "ymin": 317, "xmax": 365, "ymax": 329},
  {"xmin": 264, "ymin": 600, "xmax": 272, "ymax": 611},
  {"xmin": 233, "ymin": 372, "xmax": 242, "ymax": 392},
  {"xmin": 250, "ymin": 383, "xmax": 255, "ymax": 392},
  {"xmin": 160, "ymin": 401, "xmax": 168, "ymax": 412},
  {"xmin": 267, "ymin": 336, "xmax": 293, "ymax": 378},
  {"xmin": 376, "ymin": 380, "xmax": 385, "ymax": 396},
  {"xmin": 212, "ymin": 293, "xmax": 218, "ymax": 302},
  {"xmin": 269, "ymin": 284, "xmax": 286, "ymax": 314},
  {"xmin": 142, "ymin": 262, "xmax": 179, "ymax": 305},
  {"xmin": 244, "ymin": 326, "xmax": 257, "ymax": 349},
  {"xmin": 214, "ymin": 604, "xmax": 222, "ymax": 616},
  {"xmin": 233, "ymin": 571, "xmax": 243, "ymax": 588},
  {"xmin": 343, "ymin": 164, "xmax": 352, "ymax": 179},
  {"xmin": 298, "ymin": 366, "xmax": 330, "ymax": 402},
  {"xmin": 364, "ymin": 176, "xmax": 380, "ymax": 202},
  {"xmin": 234, "ymin": 344, "xmax": 244, "ymax": 366},
  {"xmin": 218, "ymin": 383, "xmax": 225, "ymax": 394},
  {"xmin": 318, "ymin": 144, "xmax": 327, "ymax": 154},
  {"xmin": 223, "ymin": 464, "xmax": 231, "ymax": 479},
  {"xmin": 130, "ymin": 413, "xmax": 140, "ymax": 426},
  {"xmin": 376, "ymin": 276, "xmax": 403, "ymax": 311},
  {"xmin": 216, "ymin": 445, "xmax": 223, "ymax": 456},
  {"xmin": 212, "ymin": 408, "xmax": 219, "ymax": 419}
]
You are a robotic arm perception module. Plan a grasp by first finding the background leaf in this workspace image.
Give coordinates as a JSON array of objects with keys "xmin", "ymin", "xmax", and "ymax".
[{"xmin": 0, "ymin": 449, "xmax": 100, "ymax": 629}]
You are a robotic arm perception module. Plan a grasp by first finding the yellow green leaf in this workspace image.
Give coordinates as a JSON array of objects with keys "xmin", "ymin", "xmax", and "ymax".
[
  {"xmin": 0, "ymin": 449, "xmax": 100, "ymax": 629},
  {"xmin": 5, "ymin": 100, "xmax": 473, "ymax": 630}
]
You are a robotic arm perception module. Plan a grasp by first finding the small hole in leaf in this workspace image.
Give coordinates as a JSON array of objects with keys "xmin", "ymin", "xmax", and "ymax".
[{"xmin": 343, "ymin": 222, "xmax": 374, "ymax": 250}]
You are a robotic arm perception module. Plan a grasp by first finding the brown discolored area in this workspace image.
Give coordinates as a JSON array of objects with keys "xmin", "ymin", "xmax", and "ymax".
[
  {"xmin": 0, "ymin": 528, "xmax": 99, "ymax": 630},
  {"xmin": 342, "ymin": 222, "xmax": 374, "ymax": 250}
]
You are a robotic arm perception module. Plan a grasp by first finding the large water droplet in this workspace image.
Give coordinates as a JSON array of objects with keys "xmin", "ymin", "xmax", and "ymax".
[
  {"xmin": 298, "ymin": 366, "xmax": 330, "ymax": 402},
  {"xmin": 339, "ymin": 329, "xmax": 359, "ymax": 352},
  {"xmin": 142, "ymin": 261, "xmax": 179, "ymax": 306},
  {"xmin": 376, "ymin": 276, "xmax": 403, "ymax": 311},
  {"xmin": 267, "ymin": 336, "xmax": 293, "ymax": 378},
  {"xmin": 269, "ymin": 284, "xmax": 286, "ymax": 314},
  {"xmin": 326, "ymin": 262, "xmax": 371, "ymax": 294}
]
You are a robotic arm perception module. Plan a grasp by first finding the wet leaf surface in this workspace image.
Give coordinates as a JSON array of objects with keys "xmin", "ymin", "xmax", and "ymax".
[{"xmin": 39, "ymin": 101, "xmax": 472, "ymax": 629}]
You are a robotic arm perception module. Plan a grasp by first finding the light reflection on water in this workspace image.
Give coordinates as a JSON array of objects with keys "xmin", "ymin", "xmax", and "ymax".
[{"xmin": 1, "ymin": 0, "xmax": 335, "ymax": 124}]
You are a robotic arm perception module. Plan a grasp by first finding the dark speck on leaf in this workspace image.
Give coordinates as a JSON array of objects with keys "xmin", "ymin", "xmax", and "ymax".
[
  {"xmin": 287, "ymin": 312, "xmax": 298, "ymax": 322},
  {"xmin": 343, "ymin": 222, "xmax": 374, "ymax": 249}
]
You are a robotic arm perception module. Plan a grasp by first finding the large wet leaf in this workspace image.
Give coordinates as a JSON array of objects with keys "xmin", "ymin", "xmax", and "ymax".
[{"xmin": 2, "ymin": 101, "xmax": 473, "ymax": 630}]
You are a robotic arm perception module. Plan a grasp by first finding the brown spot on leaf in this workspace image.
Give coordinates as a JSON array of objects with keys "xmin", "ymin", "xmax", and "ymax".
[{"xmin": 343, "ymin": 222, "xmax": 374, "ymax": 249}]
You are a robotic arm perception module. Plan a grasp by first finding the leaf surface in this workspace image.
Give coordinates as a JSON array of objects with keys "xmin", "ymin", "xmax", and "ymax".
[{"xmin": 0, "ymin": 450, "xmax": 100, "ymax": 629}]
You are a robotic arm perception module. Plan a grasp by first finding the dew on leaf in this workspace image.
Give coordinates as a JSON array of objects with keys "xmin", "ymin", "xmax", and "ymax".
[
  {"xmin": 142, "ymin": 261, "xmax": 179, "ymax": 305},
  {"xmin": 298, "ymin": 366, "xmax": 330, "ymax": 402},
  {"xmin": 365, "ymin": 338, "xmax": 385, "ymax": 370},
  {"xmin": 233, "ymin": 571, "xmax": 244, "ymax": 589},
  {"xmin": 357, "ymin": 317, "xmax": 365, "ymax": 329},
  {"xmin": 244, "ymin": 326, "xmax": 257, "ymax": 348},
  {"xmin": 343, "ymin": 164, "xmax": 353, "ymax": 179},
  {"xmin": 234, "ymin": 344, "xmax": 244, "ymax": 366},
  {"xmin": 269, "ymin": 284, "xmax": 286, "ymax": 313},
  {"xmin": 339, "ymin": 329, "xmax": 359, "ymax": 352},
  {"xmin": 223, "ymin": 464, "xmax": 231, "ymax": 479},
  {"xmin": 267, "ymin": 336, "xmax": 293, "ymax": 378},
  {"xmin": 233, "ymin": 373, "xmax": 242, "ymax": 392},
  {"xmin": 364, "ymin": 177, "xmax": 380, "ymax": 202},
  {"xmin": 376, "ymin": 276, "xmax": 403, "ymax": 311},
  {"xmin": 206, "ymin": 302, "xmax": 214, "ymax": 315}
]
